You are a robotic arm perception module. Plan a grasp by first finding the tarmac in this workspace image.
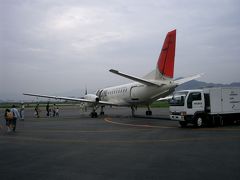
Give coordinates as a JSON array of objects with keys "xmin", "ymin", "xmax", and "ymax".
[{"xmin": 0, "ymin": 106, "xmax": 240, "ymax": 180}]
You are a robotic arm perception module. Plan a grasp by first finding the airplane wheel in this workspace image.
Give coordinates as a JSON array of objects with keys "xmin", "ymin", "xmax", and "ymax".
[
  {"xmin": 146, "ymin": 111, "xmax": 152, "ymax": 116},
  {"xmin": 91, "ymin": 112, "xmax": 98, "ymax": 118}
]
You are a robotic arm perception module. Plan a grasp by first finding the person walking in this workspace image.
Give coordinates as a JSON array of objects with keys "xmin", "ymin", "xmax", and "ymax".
[
  {"xmin": 10, "ymin": 105, "xmax": 20, "ymax": 132},
  {"xmin": 53, "ymin": 104, "xmax": 56, "ymax": 117},
  {"xmin": 46, "ymin": 102, "xmax": 50, "ymax": 117},
  {"xmin": 35, "ymin": 104, "xmax": 40, "ymax": 118},
  {"xmin": 55, "ymin": 106, "xmax": 59, "ymax": 117},
  {"xmin": 4, "ymin": 109, "xmax": 13, "ymax": 132},
  {"xmin": 20, "ymin": 102, "xmax": 25, "ymax": 121}
]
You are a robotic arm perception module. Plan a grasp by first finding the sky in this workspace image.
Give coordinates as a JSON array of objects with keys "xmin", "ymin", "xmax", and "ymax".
[{"xmin": 1, "ymin": 0, "xmax": 240, "ymax": 101}]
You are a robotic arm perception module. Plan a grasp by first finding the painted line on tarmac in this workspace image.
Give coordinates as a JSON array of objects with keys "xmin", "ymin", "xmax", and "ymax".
[
  {"xmin": 18, "ymin": 128, "xmax": 142, "ymax": 133},
  {"xmin": 104, "ymin": 117, "xmax": 240, "ymax": 131},
  {"xmin": 104, "ymin": 117, "xmax": 175, "ymax": 129}
]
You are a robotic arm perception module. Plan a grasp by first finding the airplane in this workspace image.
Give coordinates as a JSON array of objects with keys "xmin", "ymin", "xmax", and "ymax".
[{"xmin": 24, "ymin": 29, "xmax": 202, "ymax": 118}]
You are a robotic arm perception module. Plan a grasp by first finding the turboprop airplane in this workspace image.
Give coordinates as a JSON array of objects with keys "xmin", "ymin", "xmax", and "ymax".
[{"xmin": 24, "ymin": 29, "xmax": 201, "ymax": 118}]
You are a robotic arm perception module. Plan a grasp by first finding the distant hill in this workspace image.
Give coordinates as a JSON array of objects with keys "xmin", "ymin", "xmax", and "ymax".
[
  {"xmin": 176, "ymin": 80, "xmax": 240, "ymax": 91},
  {"xmin": 1, "ymin": 81, "xmax": 240, "ymax": 102}
]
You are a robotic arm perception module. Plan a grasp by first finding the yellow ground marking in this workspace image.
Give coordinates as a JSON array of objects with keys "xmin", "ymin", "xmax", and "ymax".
[
  {"xmin": 19, "ymin": 128, "xmax": 142, "ymax": 133},
  {"xmin": 104, "ymin": 117, "xmax": 175, "ymax": 129},
  {"xmin": 104, "ymin": 117, "xmax": 240, "ymax": 131}
]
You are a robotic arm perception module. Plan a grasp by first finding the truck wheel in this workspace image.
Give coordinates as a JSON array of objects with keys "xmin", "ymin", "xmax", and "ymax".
[
  {"xmin": 179, "ymin": 121, "xmax": 187, "ymax": 127},
  {"xmin": 195, "ymin": 117, "xmax": 203, "ymax": 127}
]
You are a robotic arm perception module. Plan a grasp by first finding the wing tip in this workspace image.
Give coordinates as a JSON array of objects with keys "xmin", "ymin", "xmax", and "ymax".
[{"xmin": 109, "ymin": 69, "xmax": 118, "ymax": 73}]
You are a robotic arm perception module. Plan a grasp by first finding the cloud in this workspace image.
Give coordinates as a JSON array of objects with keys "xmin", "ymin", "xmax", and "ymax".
[{"xmin": 1, "ymin": 0, "xmax": 240, "ymax": 101}]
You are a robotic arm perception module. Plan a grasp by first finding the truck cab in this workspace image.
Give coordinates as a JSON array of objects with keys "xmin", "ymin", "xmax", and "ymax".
[{"xmin": 169, "ymin": 90, "xmax": 206, "ymax": 127}]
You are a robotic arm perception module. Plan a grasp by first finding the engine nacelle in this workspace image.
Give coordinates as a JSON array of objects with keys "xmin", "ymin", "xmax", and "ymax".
[{"xmin": 84, "ymin": 94, "xmax": 99, "ymax": 102}]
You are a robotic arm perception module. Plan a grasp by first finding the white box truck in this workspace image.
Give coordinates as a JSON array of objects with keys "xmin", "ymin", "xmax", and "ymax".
[{"xmin": 169, "ymin": 87, "xmax": 240, "ymax": 127}]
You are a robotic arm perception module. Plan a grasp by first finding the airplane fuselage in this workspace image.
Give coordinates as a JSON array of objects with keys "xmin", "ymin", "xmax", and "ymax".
[{"xmin": 97, "ymin": 81, "xmax": 177, "ymax": 106}]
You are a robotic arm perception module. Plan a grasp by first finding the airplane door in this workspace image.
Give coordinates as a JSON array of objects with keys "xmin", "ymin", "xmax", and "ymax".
[
  {"xmin": 96, "ymin": 89, "xmax": 103, "ymax": 100},
  {"xmin": 130, "ymin": 86, "xmax": 140, "ymax": 100}
]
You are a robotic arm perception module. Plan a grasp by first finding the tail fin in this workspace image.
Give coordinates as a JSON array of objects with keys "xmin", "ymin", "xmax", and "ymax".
[{"xmin": 155, "ymin": 29, "xmax": 176, "ymax": 80}]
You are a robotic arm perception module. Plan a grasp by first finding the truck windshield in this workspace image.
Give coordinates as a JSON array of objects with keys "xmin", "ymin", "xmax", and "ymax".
[{"xmin": 169, "ymin": 92, "xmax": 188, "ymax": 106}]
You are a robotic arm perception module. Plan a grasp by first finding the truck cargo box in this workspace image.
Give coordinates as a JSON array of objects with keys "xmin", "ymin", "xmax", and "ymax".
[{"xmin": 204, "ymin": 87, "xmax": 240, "ymax": 114}]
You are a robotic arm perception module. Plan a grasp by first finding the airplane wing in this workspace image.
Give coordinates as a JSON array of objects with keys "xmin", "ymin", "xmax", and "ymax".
[
  {"xmin": 174, "ymin": 73, "xmax": 204, "ymax": 85},
  {"xmin": 157, "ymin": 95, "xmax": 173, "ymax": 101},
  {"xmin": 23, "ymin": 93, "xmax": 117, "ymax": 106},
  {"xmin": 109, "ymin": 69, "xmax": 165, "ymax": 86}
]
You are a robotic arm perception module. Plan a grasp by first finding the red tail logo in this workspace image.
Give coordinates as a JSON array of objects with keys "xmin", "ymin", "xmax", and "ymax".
[{"xmin": 157, "ymin": 29, "xmax": 176, "ymax": 78}]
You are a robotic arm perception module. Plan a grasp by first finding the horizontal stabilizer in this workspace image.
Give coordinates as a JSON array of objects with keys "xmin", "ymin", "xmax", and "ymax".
[
  {"xmin": 109, "ymin": 69, "xmax": 162, "ymax": 86},
  {"xmin": 157, "ymin": 95, "xmax": 173, "ymax": 101},
  {"xmin": 174, "ymin": 73, "xmax": 204, "ymax": 85}
]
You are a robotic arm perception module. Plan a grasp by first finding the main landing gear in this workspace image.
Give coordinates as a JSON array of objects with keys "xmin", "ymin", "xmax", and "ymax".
[
  {"xmin": 146, "ymin": 105, "xmax": 152, "ymax": 116},
  {"xmin": 90, "ymin": 111, "xmax": 98, "ymax": 118},
  {"xmin": 100, "ymin": 106, "xmax": 104, "ymax": 115},
  {"xmin": 131, "ymin": 106, "xmax": 137, "ymax": 116},
  {"xmin": 131, "ymin": 105, "xmax": 152, "ymax": 116},
  {"xmin": 90, "ymin": 106, "xmax": 105, "ymax": 118}
]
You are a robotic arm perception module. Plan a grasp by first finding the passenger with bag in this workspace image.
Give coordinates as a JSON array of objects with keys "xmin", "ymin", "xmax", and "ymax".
[
  {"xmin": 4, "ymin": 109, "xmax": 13, "ymax": 132},
  {"xmin": 10, "ymin": 105, "xmax": 20, "ymax": 132}
]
